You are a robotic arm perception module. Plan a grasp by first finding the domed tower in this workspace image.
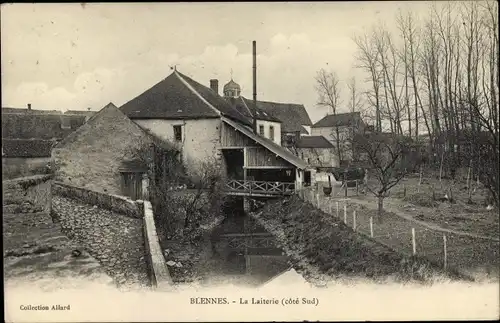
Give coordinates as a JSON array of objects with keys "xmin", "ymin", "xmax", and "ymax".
[{"xmin": 223, "ymin": 79, "xmax": 241, "ymax": 98}]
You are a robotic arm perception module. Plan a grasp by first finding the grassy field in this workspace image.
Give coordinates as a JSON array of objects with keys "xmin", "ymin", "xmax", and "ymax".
[
  {"xmin": 253, "ymin": 195, "xmax": 461, "ymax": 286},
  {"xmin": 373, "ymin": 174, "xmax": 498, "ymax": 238},
  {"xmin": 309, "ymin": 171, "xmax": 499, "ymax": 282}
]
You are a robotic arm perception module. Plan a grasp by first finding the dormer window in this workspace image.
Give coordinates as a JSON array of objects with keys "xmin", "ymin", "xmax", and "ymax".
[
  {"xmin": 259, "ymin": 125, "xmax": 265, "ymax": 136},
  {"xmin": 269, "ymin": 125, "xmax": 274, "ymax": 141}
]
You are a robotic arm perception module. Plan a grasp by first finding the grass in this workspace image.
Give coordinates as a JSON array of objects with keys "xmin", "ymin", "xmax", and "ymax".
[
  {"xmin": 254, "ymin": 195, "xmax": 458, "ymax": 285},
  {"xmin": 309, "ymin": 186, "xmax": 499, "ymax": 282}
]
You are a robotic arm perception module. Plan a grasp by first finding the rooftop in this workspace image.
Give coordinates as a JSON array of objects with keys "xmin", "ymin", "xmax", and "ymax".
[
  {"xmin": 295, "ymin": 136, "xmax": 334, "ymax": 149},
  {"xmin": 120, "ymin": 70, "xmax": 251, "ymax": 126},
  {"xmin": 312, "ymin": 111, "xmax": 362, "ymax": 128},
  {"xmin": 246, "ymin": 99, "xmax": 312, "ymax": 133},
  {"xmin": 1, "ymin": 113, "xmax": 87, "ymax": 140},
  {"xmin": 2, "ymin": 139, "xmax": 56, "ymax": 158}
]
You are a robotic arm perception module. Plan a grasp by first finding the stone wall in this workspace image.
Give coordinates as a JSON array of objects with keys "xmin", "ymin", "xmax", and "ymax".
[
  {"xmin": 2, "ymin": 157, "xmax": 51, "ymax": 180},
  {"xmin": 141, "ymin": 200, "xmax": 173, "ymax": 290},
  {"xmin": 3, "ymin": 174, "xmax": 53, "ymax": 214},
  {"xmin": 53, "ymin": 181, "xmax": 141, "ymax": 219}
]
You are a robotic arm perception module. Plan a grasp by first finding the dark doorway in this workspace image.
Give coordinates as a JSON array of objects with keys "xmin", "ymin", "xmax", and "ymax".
[
  {"xmin": 225, "ymin": 251, "xmax": 246, "ymax": 274},
  {"xmin": 223, "ymin": 149, "xmax": 244, "ymax": 180},
  {"xmin": 247, "ymin": 169, "xmax": 295, "ymax": 182},
  {"xmin": 304, "ymin": 171, "xmax": 311, "ymax": 187}
]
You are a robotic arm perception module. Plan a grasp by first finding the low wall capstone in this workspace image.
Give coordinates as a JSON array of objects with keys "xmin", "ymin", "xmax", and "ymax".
[
  {"xmin": 52, "ymin": 181, "xmax": 141, "ymax": 219},
  {"xmin": 141, "ymin": 200, "xmax": 173, "ymax": 290}
]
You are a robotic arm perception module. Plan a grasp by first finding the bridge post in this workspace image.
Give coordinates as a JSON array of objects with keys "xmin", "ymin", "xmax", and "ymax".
[{"xmin": 243, "ymin": 197, "xmax": 251, "ymax": 213}]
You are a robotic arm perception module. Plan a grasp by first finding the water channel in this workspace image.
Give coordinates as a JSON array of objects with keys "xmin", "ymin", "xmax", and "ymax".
[{"xmin": 198, "ymin": 196, "xmax": 292, "ymax": 287}]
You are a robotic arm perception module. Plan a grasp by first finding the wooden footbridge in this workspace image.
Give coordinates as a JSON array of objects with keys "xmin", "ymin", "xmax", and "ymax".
[{"xmin": 224, "ymin": 180, "xmax": 295, "ymax": 197}]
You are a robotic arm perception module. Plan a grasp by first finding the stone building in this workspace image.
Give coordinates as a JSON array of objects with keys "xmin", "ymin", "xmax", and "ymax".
[
  {"xmin": 1, "ymin": 106, "xmax": 88, "ymax": 179},
  {"xmin": 311, "ymin": 111, "xmax": 366, "ymax": 166},
  {"xmin": 51, "ymin": 103, "xmax": 175, "ymax": 197}
]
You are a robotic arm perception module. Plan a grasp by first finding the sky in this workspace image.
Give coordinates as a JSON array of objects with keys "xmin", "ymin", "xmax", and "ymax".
[{"xmin": 1, "ymin": 2, "xmax": 436, "ymax": 123}]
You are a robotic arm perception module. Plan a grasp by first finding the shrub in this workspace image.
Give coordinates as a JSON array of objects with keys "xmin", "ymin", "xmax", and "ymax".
[{"xmin": 403, "ymin": 192, "xmax": 437, "ymax": 207}]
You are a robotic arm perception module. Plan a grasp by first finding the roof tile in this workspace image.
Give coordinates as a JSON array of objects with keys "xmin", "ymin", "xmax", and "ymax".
[
  {"xmin": 313, "ymin": 112, "xmax": 362, "ymax": 128},
  {"xmin": 2, "ymin": 139, "xmax": 55, "ymax": 158}
]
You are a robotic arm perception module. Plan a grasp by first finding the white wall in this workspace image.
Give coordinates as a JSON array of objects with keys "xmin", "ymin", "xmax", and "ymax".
[
  {"xmin": 256, "ymin": 120, "xmax": 281, "ymax": 145},
  {"xmin": 311, "ymin": 126, "xmax": 353, "ymax": 160},
  {"xmin": 302, "ymin": 125, "xmax": 312, "ymax": 135},
  {"xmin": 134, "ymin": 118, "xmax": 221, "ymax": 176}
]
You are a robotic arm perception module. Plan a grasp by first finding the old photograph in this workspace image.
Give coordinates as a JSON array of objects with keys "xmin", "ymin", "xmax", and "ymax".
[{"xmin": 2, "ymin": 1, "xmax": 499, "ymax": 321}]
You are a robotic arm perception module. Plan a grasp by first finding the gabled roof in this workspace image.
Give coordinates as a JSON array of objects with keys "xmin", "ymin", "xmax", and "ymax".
[
  {"xmin": 120, "ymin": 70, "xmax": 252, "ymax": 126},
  {"xmin": 64, "ymin": 110, "xmax": 96, "ymax": 116},
  {"xmin": 296, "ymin": 136, "xmax": 334, "ymax": 149},
  {"xmin": 313, "ymin": 111, "xmax": 362, "ymax": 128},
  {"xmin": 2, "ymin": 139, "xmax": 56, "ymax": 158},
  {"xmin": 1, "ymin": 113, "xmax": 87, "ymax": 140},
  {"xmin": 2, "ymin": 107, "xmax": 62, "ymax": 115},
  {"xmin": 54, "ymin": 102, "xmax": 179, "ymax": 153},
  {"xmin": 226, "ymin": 97, "xmax": 282, "ymax": 123},
  {"xmin": 222, "ymin": 116, "xmax": 308, "ymax": 169},
  {"xmin": 245, "ymin": 98, "xmax": 312, "ymax": 133}
]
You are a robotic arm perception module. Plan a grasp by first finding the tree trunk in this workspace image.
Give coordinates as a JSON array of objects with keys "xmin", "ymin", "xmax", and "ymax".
[{"xmin": 377, "ymin": 195, "xmax": 384, "ymax": 222}]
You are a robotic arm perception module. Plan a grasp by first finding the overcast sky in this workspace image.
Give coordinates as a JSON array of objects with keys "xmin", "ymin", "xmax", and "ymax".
[{"xmin": 2, "ymin": 2, "xmax": 436, "ymax": 123}]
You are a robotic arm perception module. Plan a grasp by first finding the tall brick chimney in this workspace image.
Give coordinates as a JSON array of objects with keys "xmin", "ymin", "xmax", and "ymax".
[
  {"xmin": 27, "ymin": 103, "xmax": 32, "ymax": 110},
  {"xmin": 210, "ymin": 79, "xmax": 219, "ymax": 95}
]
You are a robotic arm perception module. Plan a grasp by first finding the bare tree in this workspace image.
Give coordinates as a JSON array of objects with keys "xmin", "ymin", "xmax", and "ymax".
[
  {"xmin": 354, "ymin": 132, "xmax": 417, "ymax": 221},
  {"xmin": 315, "ymin": 69, "xmax": 345, "ymax": 162},
  {"xmin": 353, "ymin": 32, "xmax": 383, "ymax": 132}
]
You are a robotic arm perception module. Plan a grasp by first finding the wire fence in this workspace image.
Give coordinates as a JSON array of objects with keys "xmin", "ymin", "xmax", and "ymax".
[
  {"xmin": 313, "ymin": 177, "xmax": 488, "ymax": 203},
  {"xmin": 299, "ymin": 188, "xmax": 499, "ymax": 279}
]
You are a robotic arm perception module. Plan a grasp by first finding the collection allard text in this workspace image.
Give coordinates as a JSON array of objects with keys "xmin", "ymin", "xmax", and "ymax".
[{"xmin": 20, "ymin": 305, "xmax": 71, "ymax": 311}]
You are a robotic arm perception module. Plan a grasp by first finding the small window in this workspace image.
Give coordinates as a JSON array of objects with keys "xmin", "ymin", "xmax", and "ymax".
[
  {"xmin": 173, "ymin": 125, "xmax": 182, "ymax": 142},
  {"xmin": 269, "ymin": 125, "xmax": 274, "ymax": 140},
  {"xmin": 259, "ymin": 125, "xmax": 265, "ymax": 136}
]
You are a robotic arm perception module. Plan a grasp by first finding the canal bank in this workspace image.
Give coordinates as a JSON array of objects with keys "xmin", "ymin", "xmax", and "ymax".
[{"xmin": 158, "ymin": 195, "xmax": 292, "ymax": 287}]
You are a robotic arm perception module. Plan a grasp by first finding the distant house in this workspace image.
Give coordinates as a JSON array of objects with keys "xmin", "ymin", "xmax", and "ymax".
[
  {"xmin": 2, "ymin": 104, "xmax": 62, "ymax": 115},
  {"xmin": 294, "ymin": 135, "xmax": 338, "ymax": 168},
  {"xmin": 1, "ymin": 107, "xmax": 88, "ymax": 179},
  {"xmin": 210, "ymin": 77, "xmax": 312, "ymax": 147},
  {"xmin": 2, "ymin": 139, "xmax": 54, "ymax": 179},
  {"xmin": 1, "ymin": 113, "xmax": 87, "ymax": 141},
  {"xmin": 64, "ymin": 109, "xmax": 96, "ymax": 122},
  {"xmin": 311, "ymin": 111, "xmax": 365, "ymax": 166}
]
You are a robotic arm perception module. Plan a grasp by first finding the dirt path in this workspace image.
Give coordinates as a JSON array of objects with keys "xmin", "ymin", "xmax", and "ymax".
[
  {"xmin": 349, "ymin": 196, "xmax": 500, "ymax": 242},
  {"xmin": 3, "ymin": 211, "xmax": 114, "ymax": 291},
  {"xmin": 303, "ymin": 189, "xmax": 499, "ymax": 281}
]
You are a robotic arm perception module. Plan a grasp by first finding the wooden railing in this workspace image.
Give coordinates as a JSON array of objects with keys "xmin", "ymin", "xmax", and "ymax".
[{"xmin": 225, "ymin": 180, "xmax": 295, "ymax": 196}]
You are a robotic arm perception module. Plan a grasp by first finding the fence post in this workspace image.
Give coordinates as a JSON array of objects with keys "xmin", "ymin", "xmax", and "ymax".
[
  {"xmin": 355, "ymin": 180, "xmax": 359, "ymax": 196},
  {"xmin": 411, "ymin": 228, "xmax": 416, "ymax": 255},
  {"xmin": 352, "ymin": 210, "xmax": 357, "ymax": 231},
  {"xmin": 344, "ymin": 181, "xmax": 348, "ymax": 197},
  {"xmin": 443, "ymin": 234, "xmax": 447, "ymax": 270},
  {"xmin": 316, "ymin": 192, "xmax": 320, "ymax": 209},
  {"xmin": 369, "ymin": 216, "xmax": 373, "ymax": 238},
  {"xmin": 403, "ymin": 184, "xmax": 406, "ymax": 198},
  {"xmin": 343, "ymin": 204, "xmax": 347, "ymax": 224},
  {"xmin": 336, "ymin": 201, "xmax": 339, "ymax": 218}
]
